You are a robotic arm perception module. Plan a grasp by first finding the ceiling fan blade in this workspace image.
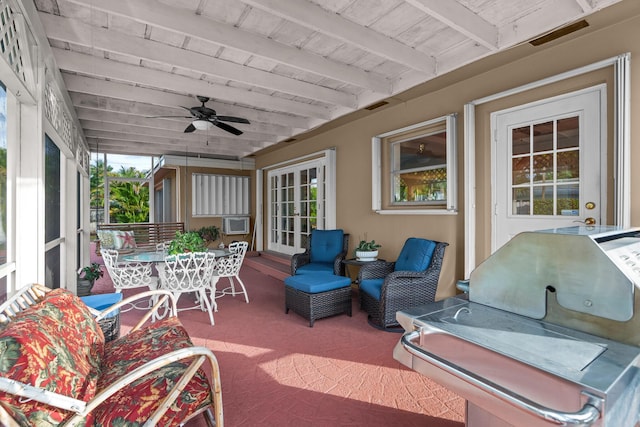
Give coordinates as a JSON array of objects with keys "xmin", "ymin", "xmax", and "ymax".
[
  {"xmin": 214, "ymin": 121, "xmax": 243, "ymax": 135},
  {"xmin": 184, "ymin": 123, "xmax": 196, "ymax": 133},
  {"xmin": 215, "ymin": 115, "xmax": 250, "ymax": 124}
]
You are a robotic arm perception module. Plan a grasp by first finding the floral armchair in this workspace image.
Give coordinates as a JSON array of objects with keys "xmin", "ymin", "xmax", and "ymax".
[
  {"xmin": 358, "ymin": 238, "xmax": 448, "ymax": 330},
  {"xmin": 0, "ymin": 284, "xmax": 223, "ymax": 426}
]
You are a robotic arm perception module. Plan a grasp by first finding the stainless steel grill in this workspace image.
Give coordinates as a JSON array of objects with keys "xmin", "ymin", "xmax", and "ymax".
[{"xmin": 394, "ymin": 226, "xmax": 640, "ymax": 427}]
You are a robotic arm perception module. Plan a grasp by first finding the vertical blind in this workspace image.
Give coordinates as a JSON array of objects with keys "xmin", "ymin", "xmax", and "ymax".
[{"xmin": 192, "ymin": 174, "xmax": 250, "ymax": 216}]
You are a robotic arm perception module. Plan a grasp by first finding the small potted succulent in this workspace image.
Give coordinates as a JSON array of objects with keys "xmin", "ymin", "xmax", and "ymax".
[
  {"xmin": 168, "ymin": 231, "xmax": 207, "ymax": 255},
  {"xmin": 354, "ymin": 240, "xmax": 382, "ymax": 261},
  {"xmin": 77, "ymin": 262, "xmax": 104, "ymax": 296}
]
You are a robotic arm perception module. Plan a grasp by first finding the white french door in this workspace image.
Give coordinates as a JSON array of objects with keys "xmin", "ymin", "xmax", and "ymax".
[
  {"xmin": 492, "ymin": 86, "xmax": 606, "ymax": 251},
  {"xmin": 267, "ymin": 159, "xmax": 327, "ymax": 255}
]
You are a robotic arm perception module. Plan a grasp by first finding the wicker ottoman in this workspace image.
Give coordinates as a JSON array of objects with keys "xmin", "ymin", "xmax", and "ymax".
[{"xmin": 284, "ymin": 274, "xmax": 352, "ymax": 327}]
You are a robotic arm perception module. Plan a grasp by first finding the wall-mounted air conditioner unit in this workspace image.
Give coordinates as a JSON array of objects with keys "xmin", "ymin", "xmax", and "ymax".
[{"xmin": 222, "ymin": 216, "xmax": 250, "ymax": 235}]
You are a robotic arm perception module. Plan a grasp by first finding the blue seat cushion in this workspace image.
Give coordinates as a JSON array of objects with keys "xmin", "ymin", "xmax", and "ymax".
[
  {"xmin": 295, "ymin": 262, "xmax": 334, "ymax": 275},
  {"xmin": 284, "ymin": 274, "xmax": 352, "ymax": 294},
  {"xmin": 395, "ymin": 238, "xmax": 437, "ymax": 272},
  {"xmin": 359, "ymin": 278, "xmax": 384, "ymax": 301},
  {"xmin": 80, "ymin": 293, "xmax": 123, "ymax": 318},
  {"xmin": 309, "ymin": 229, "xmax": 344, "ymax": 264}
]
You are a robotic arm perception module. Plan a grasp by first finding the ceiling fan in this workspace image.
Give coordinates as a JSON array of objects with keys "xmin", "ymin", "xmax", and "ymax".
[{"xmin": 151, "ymin": 96, "xmax": 250, "ymax": 135}]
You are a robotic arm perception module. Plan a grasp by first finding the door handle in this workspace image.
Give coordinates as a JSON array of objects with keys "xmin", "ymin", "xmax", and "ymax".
[{"xmin": 574, "ymin": 217, "xmax": 596, "ymax": 225}]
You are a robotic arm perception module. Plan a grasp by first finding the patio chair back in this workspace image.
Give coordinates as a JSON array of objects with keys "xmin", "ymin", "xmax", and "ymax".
[
  {"xmin": 157, "ymin": 251, "xmax": 218, "ymax": 325},
  {"xmin": 215, "ymin": 241, "xmax": 250, "ymax": 303},
  {"xmin": 101, "ymin": 249, "xmax": 158, "ymax": 292}
]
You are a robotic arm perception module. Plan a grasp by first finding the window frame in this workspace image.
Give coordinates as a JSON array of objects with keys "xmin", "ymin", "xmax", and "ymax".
[{"xmin": 372, "ymin": 113, "xmax": 458, "ymax": 215}]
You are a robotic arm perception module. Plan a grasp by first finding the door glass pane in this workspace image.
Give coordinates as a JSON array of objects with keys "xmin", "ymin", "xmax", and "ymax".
[
  {"xmin": 533, "ymin": 186, "xmax": 553, "ymax": 215},
  {"xmin": 558, "ymin": 184, "xmax": 579, "ymax": 215},
  {"xmin": 511, "ymin": 116, "xmax": 580, "ymax": 217},
  {"xmin": 557, "ymin": 117, "xmax": 579, "ymax": 149},
  {"xmin": 512, "ymin": 126, "xmax": 530, "ymax": 155},
  {"xmin": 512, "ymin": 188, "xmax": 530, "ymax": 215},
  {"xmin": 533, "ymin": 121, "xmax": 553, "ymax": 152},
  {"xmin": 299, "ymin": 167, "xmax": 318, "ymax": 246},
  {"xmin": 512, "ymin": 157, "xmax": 529, "ymax": 185},
  {"xmin": 557, "ymin": 151, "xmax": 579, "ymax": 181},
  {"xmin": 532, "ymin": 154, "xmax": 553, "ymax": 182}
]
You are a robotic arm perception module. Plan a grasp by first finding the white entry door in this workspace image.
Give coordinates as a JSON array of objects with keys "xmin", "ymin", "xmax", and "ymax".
[
  {"xmin": 492, "ymin": 86, "xmax": 605, "ymax": 251},
  {"xmin": 267, "ymin": 159, "xmax": 326, "ymax": 255}
]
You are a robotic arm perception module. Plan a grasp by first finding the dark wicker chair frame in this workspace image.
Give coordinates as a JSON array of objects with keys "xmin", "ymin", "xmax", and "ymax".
[
  {"xmin": 358, "ymin": 241, "xmax": 448, "ymax": 330},
  {"xmin": 290, "ymin": 232, "xmax": 350, "ymax": 276}
]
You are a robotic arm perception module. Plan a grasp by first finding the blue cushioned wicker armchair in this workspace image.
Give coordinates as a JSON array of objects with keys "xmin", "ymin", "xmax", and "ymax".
[
  {"xmin": 291, "ymin": 229, "xmax": 350, "ymax": 276},
  {"xmin": 358, "ymin": 237, "xmax": 448, "ymax": 330}
]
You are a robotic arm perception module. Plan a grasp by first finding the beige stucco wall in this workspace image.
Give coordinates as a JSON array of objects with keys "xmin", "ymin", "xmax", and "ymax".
[{"xmin": 255, "ymin": 1, "xmax": 640, "ymax": 300}]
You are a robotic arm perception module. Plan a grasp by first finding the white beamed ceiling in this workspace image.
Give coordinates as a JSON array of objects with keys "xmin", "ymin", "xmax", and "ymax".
[{"xmin": 33, "ymin": 0, "xmax": 622, "ymax": 160}]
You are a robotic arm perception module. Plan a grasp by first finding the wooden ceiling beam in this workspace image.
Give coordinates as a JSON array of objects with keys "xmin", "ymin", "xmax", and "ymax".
[
  {"xmin": 404, "ymin": 0, "xmax": 498, "ymax": 50},
  {"xmin": 241, "ymin": 0, "xmax": 436, "ymax": 73},
  {"xmin": 74, "ymin": 106, "xmax": 292, "ymax": 138},
  {"xmin": 53, "ymin": 48, "xmax": 333, "ymax": 119},
  {"xmin": 64, "ymin": 77, "xmax": 312, "ymax": 130},
  {"xmin": 63, "ymin": 0, "xmax": 392, "ymax": 94},
  {"xmin": 40, "ymin": 13, "xmax": 357, "ymax": 108}
]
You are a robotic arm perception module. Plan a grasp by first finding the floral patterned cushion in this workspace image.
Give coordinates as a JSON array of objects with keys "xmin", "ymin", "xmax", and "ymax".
[
  {"xmin": 97, "ymin": 230, "xmax": 116, "ymax": 249},
  {"xmin": 113, "ymin": 230, "xmax": 137, "ymax": 250},
  {"xmin": 0, "ymin": 288, "xmax": 104, "ymax": 426},
  {"xmin": 91, "ymin": 317, "xmax": 213, "ymax": 426}
]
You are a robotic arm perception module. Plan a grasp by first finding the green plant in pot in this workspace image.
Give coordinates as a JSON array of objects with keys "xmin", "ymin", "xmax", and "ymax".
[
  {"xmin": 77, "ymin": 262, "xmax": 104, "ymax": 296},
  {"xmin": 168, "ymin": 231, "xmax": 207, "ymax": 255},
  {"xmin": 354, "ymin": 240, "xmax": 381, "ymax": 262},
  {"xmin": 196, "ymin": 225, "xmax": 220, "ymax": 247}
]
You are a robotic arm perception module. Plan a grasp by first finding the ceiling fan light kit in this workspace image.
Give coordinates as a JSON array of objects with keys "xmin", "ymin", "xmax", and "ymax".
[
  {"xmin": 193, "ymin": 119, "xmax": 214, "ymax": 131},
  {"xmin": 148, "ymin": 95, "xmax": 250, "ymax": 135}
]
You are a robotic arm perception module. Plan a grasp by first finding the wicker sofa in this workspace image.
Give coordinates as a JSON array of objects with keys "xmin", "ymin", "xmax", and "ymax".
[{"xmin": 0, "ymin": 284, "xmax": 222, "ymax": 426}]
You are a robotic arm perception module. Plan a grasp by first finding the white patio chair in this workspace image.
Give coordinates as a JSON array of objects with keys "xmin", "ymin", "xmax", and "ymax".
[
  {"xmin": 101, "ymin": 249, "xmax": 159, "ymax": 310},
  {"xmin": 215, "ymin": 241, "xmax": 249, "ymax": 303},
  {"xmin": 156, "ymin": 251, "xmax": 219, "ymax": 326}
]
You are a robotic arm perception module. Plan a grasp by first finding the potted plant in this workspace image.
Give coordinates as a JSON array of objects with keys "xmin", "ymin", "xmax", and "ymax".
[
  {"xmin": 354, "ymin": 240, "xmax": 382, "ymax": 261},
  {"xmin": 168, "ymin": 231, "xmax": 207, "ymax": 255},
  {"xmin": 196, "ymin": 225, "xmax": 220, "ymax": 247},
  {"xmin": 77, "ymin": 262, "xmax": 104, "ymax": 296}
]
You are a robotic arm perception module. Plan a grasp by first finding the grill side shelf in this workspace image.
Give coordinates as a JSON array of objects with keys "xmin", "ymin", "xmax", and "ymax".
[{"xmin": 400, "ymin": 330, "xmax": 603, "ymax": 426}]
